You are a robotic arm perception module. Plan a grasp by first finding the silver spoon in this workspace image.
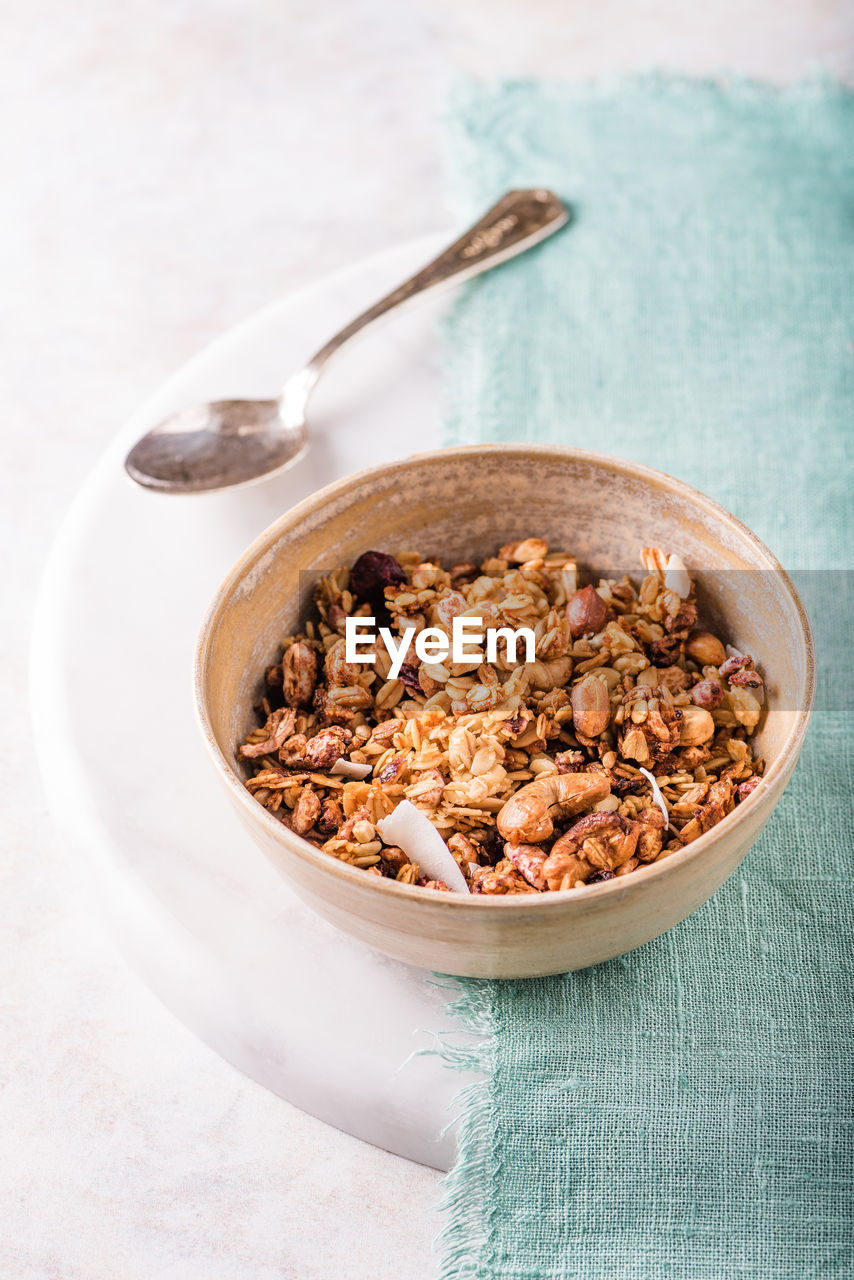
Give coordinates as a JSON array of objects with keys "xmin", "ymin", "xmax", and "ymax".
[{"xmin": 124, "ymin": 189, "xmax": 569, "ymax": 494}]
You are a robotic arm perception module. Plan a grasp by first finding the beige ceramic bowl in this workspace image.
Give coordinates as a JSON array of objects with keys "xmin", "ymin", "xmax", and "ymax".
[{"xmin": 195, "ymin": 445, "xmax": 814, "ymax": 978}]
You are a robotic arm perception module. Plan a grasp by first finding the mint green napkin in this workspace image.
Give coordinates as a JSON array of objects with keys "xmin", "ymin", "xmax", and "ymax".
[{"xmin": 439, "ymin": 77, "xmax": 854, "ymax": 1279}]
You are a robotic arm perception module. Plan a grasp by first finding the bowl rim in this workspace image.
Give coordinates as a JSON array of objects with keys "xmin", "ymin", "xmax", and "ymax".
[{"xmin": 194, "ymin": 443, "xmax": 815, "ymax": 911}]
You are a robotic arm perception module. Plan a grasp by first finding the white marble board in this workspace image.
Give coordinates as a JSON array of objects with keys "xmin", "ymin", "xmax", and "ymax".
[{"xmin": 30, "ymin": 235, "xmax": 483, "ymax": 1172}]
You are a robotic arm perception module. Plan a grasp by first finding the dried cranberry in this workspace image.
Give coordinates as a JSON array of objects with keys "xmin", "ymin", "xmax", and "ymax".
[
  {"xmin": 587, "ymin": 869, "xmax": 615, "ymax": 884},
  {"xmin": 348, "ymin": 551, "xmax": 406, "ymax": 602},
  {"xmin": 480, "ymin": 828, "xmax": 503, "ymax": 866},
  {"xmin": 650, "ymin": 635, "xmax": 682, "ymax": 666}
]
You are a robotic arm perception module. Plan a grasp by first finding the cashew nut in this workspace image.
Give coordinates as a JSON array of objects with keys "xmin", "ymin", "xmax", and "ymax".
[{"xmin": 496, "ymin": 771, "xmax": 610, "ymax": 843}]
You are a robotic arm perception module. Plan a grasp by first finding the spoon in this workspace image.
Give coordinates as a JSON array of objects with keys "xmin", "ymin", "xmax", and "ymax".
[{"xmin": 124, "ymin": 188, "xmax": 569, "ymax": 494}]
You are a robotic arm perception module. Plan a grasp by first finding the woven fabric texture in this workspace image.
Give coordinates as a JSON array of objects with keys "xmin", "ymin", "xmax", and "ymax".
[{"xmin": 438, "ymin": 76, "xmax": 854, "ymax": 1279}]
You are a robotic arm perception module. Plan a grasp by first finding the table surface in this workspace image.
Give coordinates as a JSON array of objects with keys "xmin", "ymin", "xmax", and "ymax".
[{"xmin": 3, "ymin": 3, "xmax": 850, "ymax": 1277}]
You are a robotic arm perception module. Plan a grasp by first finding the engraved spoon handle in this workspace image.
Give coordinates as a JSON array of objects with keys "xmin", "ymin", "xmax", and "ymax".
[{"xmin": 304, "ymin": 188, "xmax": 569, "ymax": 375}]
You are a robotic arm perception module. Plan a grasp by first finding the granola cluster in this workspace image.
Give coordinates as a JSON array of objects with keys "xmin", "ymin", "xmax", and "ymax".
[{"xmin": 240, "ymin": 541, "xmax": 765, "ymax": 894}]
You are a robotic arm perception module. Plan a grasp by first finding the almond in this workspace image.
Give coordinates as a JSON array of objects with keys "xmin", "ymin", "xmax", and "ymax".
[
  {"xmin": 566, "ymin": 585, "xmax": 608, "ymax": 638},
  {"xmin": 570, "ymin": 676, "xmax": 611, "ymax": 737}
]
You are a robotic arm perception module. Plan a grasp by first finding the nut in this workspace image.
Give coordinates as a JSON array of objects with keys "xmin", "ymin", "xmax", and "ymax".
[
  {"xmin": 239, "ymin": 707, "xmax": 296, "ymax": 759},
  {"xmin": 685, "ymin": 631, "xmax": 726, "ymax": 667},
  {"xmin": 376, "ymin": 753, "xmax": 408, "ymax": 784},
  {"xmin": 497, "ymin": 771, "xmax": 610, "ymax": 843},
  {"xmin": 729, "ymin": 686, "xmax": 762, "ymax": 732},
  {"xmin": 291, "ymin": 788, "xmax": 321, "ymax": 834},
  {"xmin": 630, "ymin": 699, "xmax": 649, "ymax": 724},
  {"xmin": 304, "ymin": 725, "xmax": 353, "ymax": 769},
  {"xmin": 470, "ymin": 865, "xmax": 538, "ymax": 894},
  {"xmin": 679, "ymin": 705, "xmax": 716, "ymax": 745},
  {"xmin": 316, "ymin": 798, "xmax": 342, "ymax": 835},
  {"xmin": 325, "ymin": 637, "xmax": 365, "ymax": 687},
  {"xmin": 447, "ymin": 832, "xmax": 484, "ymax": 869},
  {"xmin": 434, "ymin": 591, "xmax": 467, "ymax": 632},
  {"xmin": 566, "ymin": 586, "xmax": 608, "ymax": 638},
  {"xmin": 654, "ymin": 665, "xmax": 692, "ymax": 694},
  {"xmin": 635, "ymin": 806, "xmax": 666, "ymax": 862},
  {"xmin": 281, "ymin": 641, "xmax": 318, "ymax": 708},
  {"xmin": 570, "ymin": 676, "xmax": 611, "ymax": 737},
  {"xmin": 545, "ymin": 813, "xmax": 640, "ymax": 889}
]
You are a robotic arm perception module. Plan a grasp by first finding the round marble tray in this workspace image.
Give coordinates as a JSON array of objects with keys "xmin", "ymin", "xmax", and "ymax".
[{"xmin": 30, "ymin": 235, "xmax": 483, "ymax": 1171}]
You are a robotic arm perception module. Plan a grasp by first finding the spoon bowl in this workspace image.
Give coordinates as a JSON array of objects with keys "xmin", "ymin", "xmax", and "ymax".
[{"xmin": 124, "ymin": 399, "xmax": 308, "ymax": 493}]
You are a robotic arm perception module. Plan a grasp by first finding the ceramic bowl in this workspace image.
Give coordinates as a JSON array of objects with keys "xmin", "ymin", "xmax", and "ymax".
[{"xmin": 194, "ymin": 445, "xmax": 814, "ymax": 978}]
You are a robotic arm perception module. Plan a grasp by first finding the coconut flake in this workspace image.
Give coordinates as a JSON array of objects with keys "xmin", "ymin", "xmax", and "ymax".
[
  {"xmin": 377, "ymin": 800, "xmax": 469, "ymax": 893},
  {"xmin": 638, "ymin": 766, "xmax": 678, "ymax": 836},
  {"xmin": 725, "ymin": 644, "xmax": 745, "ymax": 661},
  {"xmin": 664, "ymin": 553, "xmax": 692, "ymax": 600},
  {"xmin": 330, "ymin": 759, "xmax": 372, "ymax": 779}
]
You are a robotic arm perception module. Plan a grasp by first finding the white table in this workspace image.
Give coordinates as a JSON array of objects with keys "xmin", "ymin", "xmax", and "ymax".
[{"xmin": 3, "ymin": 4, "xmax": 849, "ymax": 1276}]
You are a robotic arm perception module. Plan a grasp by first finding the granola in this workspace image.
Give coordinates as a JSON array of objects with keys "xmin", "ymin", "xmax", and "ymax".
[{"xmin": 239, "ymin": 543, "xmax": 765, "ymax": 894}]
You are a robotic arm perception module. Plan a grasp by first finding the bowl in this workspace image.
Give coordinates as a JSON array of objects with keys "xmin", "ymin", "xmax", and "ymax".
[{"xmin": 194, "ymin": 445, "xmax": 814, "ymax": 978}]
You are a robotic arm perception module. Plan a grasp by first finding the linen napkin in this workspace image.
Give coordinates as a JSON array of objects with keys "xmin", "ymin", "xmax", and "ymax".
[{"xmin": 438, "ymin": 76, "xmax": 854, "ymax": 1279}]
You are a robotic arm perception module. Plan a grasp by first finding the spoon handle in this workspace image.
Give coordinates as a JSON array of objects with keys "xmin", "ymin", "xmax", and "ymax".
[{"xmin": 304, "ymin": 188, "xmax": 569, "ymax": 376}]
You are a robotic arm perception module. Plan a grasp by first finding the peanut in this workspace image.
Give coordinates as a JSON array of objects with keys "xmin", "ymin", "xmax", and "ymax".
[
  {"xmin": 686, "ymin": 631, "xmax": 726, "ymax": 667},
  {"xmin": 570, "ymin": 675, "xmax": 611, "ymax": 737},
  {"xmin": 679, "ymin": 705, "xmax": 716, "ymax": 745}
]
